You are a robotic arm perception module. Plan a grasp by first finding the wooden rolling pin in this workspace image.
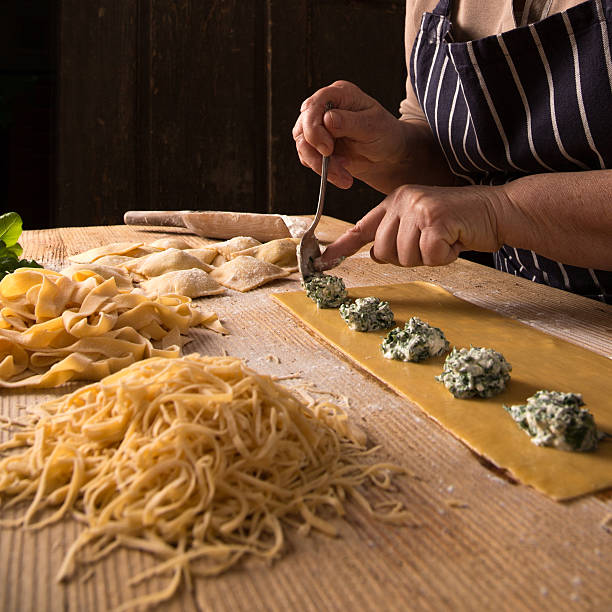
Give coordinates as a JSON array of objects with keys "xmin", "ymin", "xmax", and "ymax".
[{"xmin": 124, "ymin": 210, "xmax": 299, "ymax": 242}]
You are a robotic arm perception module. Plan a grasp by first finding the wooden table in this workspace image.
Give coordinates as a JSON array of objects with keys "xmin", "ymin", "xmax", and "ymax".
[{"xmin": 2, "ymin": 223, "xmax": 611, "ymax": 611}]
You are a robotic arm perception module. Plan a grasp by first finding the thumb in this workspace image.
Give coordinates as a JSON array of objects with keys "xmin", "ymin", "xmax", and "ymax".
[{"xmin": 320, "ymin": 205, "xmax": 387, "ymax": 265}]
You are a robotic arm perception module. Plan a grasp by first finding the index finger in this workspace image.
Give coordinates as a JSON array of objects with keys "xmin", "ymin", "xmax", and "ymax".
[
  {"xmin": 300, "ymin": 84, "xmax": 354, "ymax": 156},
  {"xmin": 320, "ymin": 204, "xmax": 388, "ymax": 266},
  {"xmin": 300, "ymin": 101, "xmax": 335, "ymax": 157}
]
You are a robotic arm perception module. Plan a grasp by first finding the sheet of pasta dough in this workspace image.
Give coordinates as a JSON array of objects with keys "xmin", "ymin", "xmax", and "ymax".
[{"xmin": 272, "ymin": 282, "xmax": 612, "ymax": 500}]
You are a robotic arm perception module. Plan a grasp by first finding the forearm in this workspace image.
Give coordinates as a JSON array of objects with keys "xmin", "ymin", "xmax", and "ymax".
[
  {"xmin": 495, "ymin": 170, "xmax": 612, "ymax": 270},
  {"xmin": 358, "ymin": 119, "xmax": 460, "ymax": 194}
]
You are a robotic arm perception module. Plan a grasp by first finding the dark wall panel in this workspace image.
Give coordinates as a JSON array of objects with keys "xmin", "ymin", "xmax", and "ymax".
[
  {"xmin": 0, "ymin": 0, "xmax": 56, "ymax": 230},
  {"xmin": 148, "ymin": 1, "xmax": 265, "ymax": 214},
  {"xmin": 57, "ymin": 2, "xmax": 138, "ymax": 227},
  {"xmin": 268, "ymin": 0, "xmax": 406, "ymax": 223},
  {"xmin": 56, "ymin": 0, "xmax": 406, "ymax": 227}
]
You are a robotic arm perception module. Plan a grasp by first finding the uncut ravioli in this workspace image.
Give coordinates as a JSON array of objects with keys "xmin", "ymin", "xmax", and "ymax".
[
  {"xmin": 123, "ymin": 248, "xmax": 213, "ymax": 279},
  {"xmin": 94, "ymin": 255, "xmax": 135, "ymax": 267},
  {"xmin": 231, "ymin": 237, "xmax": 299, "ymax": 270},
  {"xmin": 209, "ymin": 256, "xmax": 289, "ymax": 292},
  {"xmin": 184, "ymin": 247, "xmax": 218, "ymax": 266},
  {"xmin": 69, "ymin": 242, "xmax": 162, "ymax": 264},
  {"xmin": 149, "ymin": 237, "xmax": 193, "ymax": 250},
  {"xmin": 140, "ymin": 268, "xmax": 225, "ymax": 298},
  {"xmin": 214, "ymin": 236, "xmax": 262, "ymax": 260}
]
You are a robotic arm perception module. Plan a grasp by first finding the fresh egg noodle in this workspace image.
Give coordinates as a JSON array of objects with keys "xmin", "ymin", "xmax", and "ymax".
[
  {"xmin": 0, "ymin": 354, "xmax": 407, "ymax": 610},
  {"xmin": 0, "ymin": 267, "xmax": 225, "ymax": 388}
]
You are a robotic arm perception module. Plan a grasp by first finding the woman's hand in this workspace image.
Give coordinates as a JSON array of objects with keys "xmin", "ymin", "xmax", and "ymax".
[
  {"xmin": 293, "ymin": 81, "xmax": 409, "ymax": 192},
  {"xmin": 320, "ymin": 184, "xmax": 504, "ymax": 268},
  {"xmin": 293, "ymin": 81, "xmax": 457, "ymax": 194}
]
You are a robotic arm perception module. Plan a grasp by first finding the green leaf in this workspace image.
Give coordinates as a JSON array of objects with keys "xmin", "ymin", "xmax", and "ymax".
[
  {"xmin": 5, "ymin": 242, "xmax": 23, "ymax": 257},
  {"xmin": 0, "ymin": 212, "xmax": 41, "ymax": 279},
  {"xmin": 0, "ymin": 212, "xmax": 23, "ymax": 247},
  {"xmin": 0, "ymin": 251, "xmax": 19, "ymax": 264},
  {"xmin": 0, "ymin": 252, "xmax": 19, "ymax": 271},
  {"xmin": 15, "ymin": 259, "xmax": 42, "ymax": 271},
  {"xmin": 0, "ymin": 256, "xmax": 42, "ymax": 280}
]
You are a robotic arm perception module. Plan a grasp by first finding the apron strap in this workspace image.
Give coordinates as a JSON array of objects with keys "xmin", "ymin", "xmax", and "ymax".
[{"xmin": 432, "ymin": 0, "xmax": 452, "ymax": 17}]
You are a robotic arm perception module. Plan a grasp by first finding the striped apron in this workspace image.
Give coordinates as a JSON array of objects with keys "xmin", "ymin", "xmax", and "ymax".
[{"xmin": 410, "ymin": 0, "xmax": 612, "ymax": 302}]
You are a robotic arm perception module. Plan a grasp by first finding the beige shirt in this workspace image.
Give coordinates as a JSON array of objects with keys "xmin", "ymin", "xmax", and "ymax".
[{"xmin": 400, "ymin": 0, "xmax": 585, "ymax": 120}]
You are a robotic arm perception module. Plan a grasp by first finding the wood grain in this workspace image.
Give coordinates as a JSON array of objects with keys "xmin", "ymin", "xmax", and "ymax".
[
  {"xmin": 1, "ymin": 224, "xmax": 611, "ymax": 611},
  {"xmin": 57, "ymin": 1, "xmax": 139, "ymax": 228},
  {"xmin": 55, "ymin": 1, "xmax": 405, "ymax": 228},
  {"xmin": 267, "ymin": 0, "xmax": 406, "ymax": 222}
]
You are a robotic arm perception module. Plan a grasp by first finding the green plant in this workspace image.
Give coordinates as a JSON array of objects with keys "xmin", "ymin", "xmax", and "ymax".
[{"xmin": 0, "ymin": 212, "xmax": 42, "ymax": 279}]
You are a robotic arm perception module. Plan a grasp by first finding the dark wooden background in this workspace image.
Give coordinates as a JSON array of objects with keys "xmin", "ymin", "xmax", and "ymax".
[
  {"xmin": 0, "ymin": 0, "xmax": 56, "ymax": 230},
  {"xmin": 1, "ymin": 0, "xmax": 405, "ymax": 230}
]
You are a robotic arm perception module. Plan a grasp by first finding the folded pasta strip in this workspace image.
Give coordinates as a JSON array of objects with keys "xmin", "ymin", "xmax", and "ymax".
[{"xmin": 0, "ymin": 268, "xmax": 225, "ymax": 388}]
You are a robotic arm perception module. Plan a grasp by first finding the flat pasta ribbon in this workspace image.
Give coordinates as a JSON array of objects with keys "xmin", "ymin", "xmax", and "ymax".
[{"xmin": 0, "ymin": 268, "xmax": 226, "ymax": 388}]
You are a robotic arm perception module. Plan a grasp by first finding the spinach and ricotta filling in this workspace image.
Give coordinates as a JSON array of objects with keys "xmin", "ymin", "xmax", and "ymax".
[
  {"xmin": 381, "ymin": 317, "xmax": 449, "ymax": 362},
  {"xmin": 339, "ymin": 297, "xmax": 395, "ymax": 332},
  {"xmin": 303, "ymin": 273, "xmax": 347, "ymax": 308},
  {"xmin": 504, "ymin": 390, "xmax": 599, "ymax": 452},
  {"xmin": 436, "ymin": 346, "xmax": 511, "ymax": 399}
]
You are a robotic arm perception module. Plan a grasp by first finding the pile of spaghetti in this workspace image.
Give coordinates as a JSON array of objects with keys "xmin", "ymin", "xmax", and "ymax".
[{"xmin": 0, "ymin": 354, "xmax": 406, "ymax": 609}]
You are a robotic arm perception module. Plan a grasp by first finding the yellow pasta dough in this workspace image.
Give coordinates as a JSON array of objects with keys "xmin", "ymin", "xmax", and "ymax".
[
  {"xmin": 0, "ymin": 354, "xmax": 406, "ymax": 610},
  {"xmin": 213, "ymin": 236, "xmax": 261, "ymax": 259},
  {"xmin": 61, "ymin": 263, "xmax": 134, "ymax": 291},
  {"xmin": 140, "ymin": 268, "xmax": 225, "ymax": 298},
  {"xmin": 68, "ymin": 242, "xmax": 161, "ymax": 264},
  {"xmin": 273, "ymin": 282, "xmax": 612, "ymax": 500},
  {"xmin": 91, "ymin": 254, "xmax": 135, "ymax": 267},
  {"xmin": 210, "ymin": 256, "xmax": 289, "ymax": 292},
  {"xmin": 122, "ymin": 248, "xmax": 213, "ymax": 279},
  {"xmin": 230, "ymin": 237, "xmax": 299, "ymax": 270},
  {"xmin": 183, "ymin": 246, "xmax": 218, "ymax": 265},
  {"xmin": 149, "ymin": 237, "xmax": 192, "ymax": 249},
  {"xmin": 0, "ymin": 268, "xmax": 225, "ymax": 388}
]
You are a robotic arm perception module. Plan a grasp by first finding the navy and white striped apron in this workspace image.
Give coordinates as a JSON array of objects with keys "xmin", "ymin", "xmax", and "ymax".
[{"xmin": 410, "ymin": 0, "xmax": 612, "ymax": 302}]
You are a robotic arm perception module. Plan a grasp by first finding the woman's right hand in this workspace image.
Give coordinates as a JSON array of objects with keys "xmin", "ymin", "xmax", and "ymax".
[{"xmin": 292, "ymin": 81, "xmax": 411, "ymax": 192}]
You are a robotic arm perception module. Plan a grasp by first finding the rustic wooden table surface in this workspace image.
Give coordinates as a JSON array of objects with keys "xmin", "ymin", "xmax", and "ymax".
[{"xmin": 1, "ymin": 223, "xmax": 611, "ymax": 612}]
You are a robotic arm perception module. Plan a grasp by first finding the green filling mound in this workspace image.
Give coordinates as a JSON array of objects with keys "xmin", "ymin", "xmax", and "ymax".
[
  {"xmin": 382, "ymin": 317, "xmax": 449, "ymax": 362},
  {"xmin": 505, "ymin": 390, "xmax": 599, "ymax": 452},
  {"xmin": 436, "ymin": 346, "xmax": 511, "ymax": 399},
  {"xmin": 303, "ymin": 273, "xmax": 347, "ymax": 308},
  {"xmin": 340, "ymin": 297, "xmax": 395, "ymax": 332}
]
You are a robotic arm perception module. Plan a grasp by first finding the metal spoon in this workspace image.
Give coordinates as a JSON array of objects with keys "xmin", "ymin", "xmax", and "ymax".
[{"xmin": 297, "ymin": 102, "xmax": 333, "ymax": 281}]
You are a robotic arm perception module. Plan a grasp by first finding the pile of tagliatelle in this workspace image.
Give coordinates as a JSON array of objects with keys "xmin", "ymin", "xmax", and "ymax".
[
  {"xmin": 0, "ymin": 267, "xmax": 225, "ymax": 387},
  {"xmin": 0, "ymin": 354, "xmax": 407, "ymax": 611}
]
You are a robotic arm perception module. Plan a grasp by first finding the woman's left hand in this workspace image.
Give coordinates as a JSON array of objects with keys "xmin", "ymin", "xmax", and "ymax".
[{"xmin": 320, "ymin": 184, "xmax": 505, "ymax": 268}]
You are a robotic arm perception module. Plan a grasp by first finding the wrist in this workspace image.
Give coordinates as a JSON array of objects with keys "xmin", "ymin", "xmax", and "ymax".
[{"xmin": 489, "ymin": 181, "xmax": 532, "ymax": 250}]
